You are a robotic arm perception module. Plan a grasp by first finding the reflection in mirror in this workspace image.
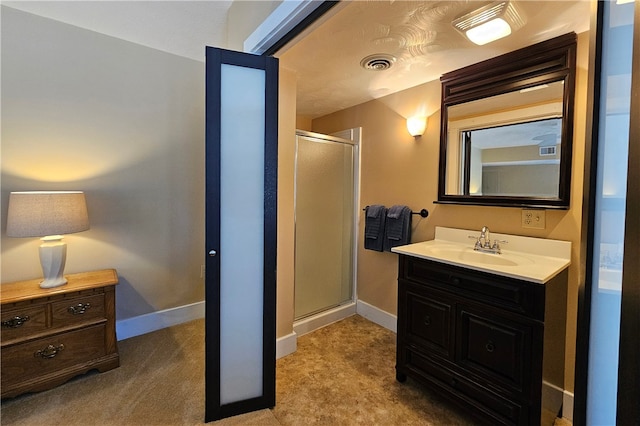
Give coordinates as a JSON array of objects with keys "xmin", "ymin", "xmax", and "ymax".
[
  {"xmin": 446, "ymin": 81, "xmax": 565, "ymax": 197},
  {"xmin": 437, "ymin": 33, "xmax": 577, "ymax": 209}
]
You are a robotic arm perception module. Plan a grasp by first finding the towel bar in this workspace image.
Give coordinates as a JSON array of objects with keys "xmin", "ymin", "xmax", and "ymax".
[{"xmin": 363, "ymin": 207, "xmax": 429, "ymax": 218}]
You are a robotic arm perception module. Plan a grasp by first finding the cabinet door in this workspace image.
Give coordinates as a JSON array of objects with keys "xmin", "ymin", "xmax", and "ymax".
[
  {"xmin": 457, "ymin": 305, "xmax": 534, "ymax": 394},
  {"xmin": 405, "ymin": 285, "xmax": 454, "ymax": 359}
]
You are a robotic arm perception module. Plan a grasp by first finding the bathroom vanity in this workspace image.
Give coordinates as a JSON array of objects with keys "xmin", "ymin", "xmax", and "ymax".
[{"xmin": 392, "ymin": 227, "xmax": 570, "ymax": 425}]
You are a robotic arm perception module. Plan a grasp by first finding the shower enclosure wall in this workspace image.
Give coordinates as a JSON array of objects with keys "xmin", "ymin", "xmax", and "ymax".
[{"xmin": 294, "ymin": 130, "xmax": 357, "ymax": 321}]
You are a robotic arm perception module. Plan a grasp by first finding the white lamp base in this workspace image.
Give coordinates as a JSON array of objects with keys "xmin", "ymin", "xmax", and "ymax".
[{"xmin": 39, "ymin": 236, "xmax": 68, "ymax": 289}]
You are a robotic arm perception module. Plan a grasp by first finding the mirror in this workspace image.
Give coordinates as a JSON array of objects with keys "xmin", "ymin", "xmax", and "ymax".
[{"xmin": 438, "ymin": 33, "xmax": 577, "ymax": 209}]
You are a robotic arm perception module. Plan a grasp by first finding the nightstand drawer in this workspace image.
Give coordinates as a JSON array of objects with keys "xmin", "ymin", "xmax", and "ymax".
[
  {"xmin": 1, "ymin": 305, "xmax": 48, "ymax": 341},
  {"xmin": 52, "ymin": 293, "xmax": 105, "ymax": 327},
  {"xmin": 1, "ymin": 324, "xmax": 106, "ymax": 384}
]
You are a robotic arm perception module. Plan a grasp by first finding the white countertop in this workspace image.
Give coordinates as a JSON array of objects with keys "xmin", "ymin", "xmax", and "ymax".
[{"xmin": 391, "ymin": 226, "xmax": 571, "ymax": 284}]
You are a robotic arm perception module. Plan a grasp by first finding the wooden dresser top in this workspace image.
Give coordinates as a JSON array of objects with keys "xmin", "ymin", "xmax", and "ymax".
[{"xmin": 1, "ymin": 269, "xmax": 118, "ymax": 304}]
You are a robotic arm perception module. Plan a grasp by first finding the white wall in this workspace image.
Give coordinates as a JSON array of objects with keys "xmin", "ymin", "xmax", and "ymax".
[
  {"xmin": 1, "ymin": 6, "xmax": 205, "ymax": 320},
  {"xmin": 226, "ymin": 1, "xmax": 282, "ymax": 51}
]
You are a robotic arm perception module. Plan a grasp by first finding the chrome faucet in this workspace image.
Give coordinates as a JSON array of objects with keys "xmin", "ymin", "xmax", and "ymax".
[
  {"xmin": 472, "ymin": 226, "xmax": 506, "ymax": 254},
  {"xmin": 479, "ymin": 226, "xmax": 491, "ymax": 249}
]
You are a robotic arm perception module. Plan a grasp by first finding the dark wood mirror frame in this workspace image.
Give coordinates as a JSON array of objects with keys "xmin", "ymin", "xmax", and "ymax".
[{"xmin": 437, "ymin": 32, "xmax": 577, "ymax": 209}]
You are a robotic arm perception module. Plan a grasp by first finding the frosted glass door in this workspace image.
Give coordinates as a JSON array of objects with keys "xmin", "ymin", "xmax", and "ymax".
[
  {"xmin": 294, "ymin": 134, "xmax": 354, "ymax": 319},
  {"xmin": 583, "ymin": 1, "xmax": 635, "ymax": 424},
  {"xmin": 204, "ymin": 47, "xmax": 277, "ymax": 422}
]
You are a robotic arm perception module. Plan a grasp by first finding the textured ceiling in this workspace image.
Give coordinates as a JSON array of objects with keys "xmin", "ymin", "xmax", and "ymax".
[
  {"xmin": 278, "ymin": 1, "xmax": 590, "ymax": 118},
  {"xmin": 3, "ymin": 1, "xmax": 590, "ymax": 120}
]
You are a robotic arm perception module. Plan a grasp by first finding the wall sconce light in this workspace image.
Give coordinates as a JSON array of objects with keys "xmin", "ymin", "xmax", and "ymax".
[
  {"xmin": 407, "ymin": 116, "xmax": 427, "ymax": 138},
  {"xmin": 452, "ymin": 1, "xmax": 525, "ymax": 46},
  {"xmin": 6, "ymin": 191, "xmax": 90, "ymax": 288}
]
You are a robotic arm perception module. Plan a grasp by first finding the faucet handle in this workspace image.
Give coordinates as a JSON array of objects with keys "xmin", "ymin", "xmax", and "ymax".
[
  {"xmin": 468, "ymin": 236, "xmax": 482, "ymax": 250},
  {"xmin": 492, "ymin": 239, "xmax": 508, "ymax": 250}
]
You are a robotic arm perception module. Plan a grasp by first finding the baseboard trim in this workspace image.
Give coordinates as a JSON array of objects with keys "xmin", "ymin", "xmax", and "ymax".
[
  {"xmin": 356, "ymin": 300, "xmax": 397, "ymax": 333},
  {"xmin": 542, "ymin": 381, "xmax": 564, "ymax": 418},
  {"xmin": 293, "ymin": 302, "xmax": 357, "ymax": 337},
  {"xmin": 276, "ymin": 332, "xmax": 297, "ymax": 359},
  {"xmin": 116, "ymin": 301, "xmax": 205, "ymax": 341},
  {"xmin": 562, "ymin": 390, "xmax": 575, "ymax": 423}
]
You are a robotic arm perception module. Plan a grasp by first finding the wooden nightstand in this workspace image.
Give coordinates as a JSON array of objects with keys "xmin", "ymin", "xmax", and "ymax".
[{"xmin": 1, "ymin": 269, "xmax": 119, "ymax": 398}]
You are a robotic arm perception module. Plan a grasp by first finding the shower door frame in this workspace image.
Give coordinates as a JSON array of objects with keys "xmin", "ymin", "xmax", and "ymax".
[{"xmin": 293, "ymin": 129, "xmax": 360, "ymax": 321}]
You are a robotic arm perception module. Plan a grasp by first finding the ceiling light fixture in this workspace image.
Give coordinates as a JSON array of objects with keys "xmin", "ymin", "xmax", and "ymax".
[{"xmin": 452, "ymin": 1, "xmax": 525, "ymax": 46}]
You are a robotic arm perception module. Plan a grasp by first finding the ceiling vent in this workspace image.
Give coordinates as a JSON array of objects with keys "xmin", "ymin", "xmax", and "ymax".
[{"xmin": 360, "ymin": 54, "xmax": 396, "ymax": 71}]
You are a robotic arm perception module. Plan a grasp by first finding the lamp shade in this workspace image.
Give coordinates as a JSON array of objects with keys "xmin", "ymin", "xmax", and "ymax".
[{"xmin": 7, "ymin": 191, "xmax": 89, "ymax": 238}]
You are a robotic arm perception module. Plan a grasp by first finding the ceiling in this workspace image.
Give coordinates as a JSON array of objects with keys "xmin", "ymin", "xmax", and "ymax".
[
  {"xmin": 277, "ymin": 0, "xmax": 590, "ymax": 118},
  {"xmin": 2, "ymin": 1, "xmax": 590, "ymax": 119}
]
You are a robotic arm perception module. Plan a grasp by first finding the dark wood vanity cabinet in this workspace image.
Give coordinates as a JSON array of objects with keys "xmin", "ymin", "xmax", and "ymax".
[{"xmin": 396, "ymin": 255, "xmax": 563, "ymax": 425}]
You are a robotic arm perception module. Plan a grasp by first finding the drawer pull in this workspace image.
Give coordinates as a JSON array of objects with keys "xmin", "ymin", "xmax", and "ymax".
[
  {"xmin": 451, "ymin": 277, "xmax": 460, "ymax": 285},
  {"xmin": 34, "ymin": 344, "xmax": 65, "ymax": 359},
  {"xmin": 2, "ymin": 315, "xmax": 30, "ymax": 328},
  {"xmin": 68, "ymin": 303, "xmax": 91, "ymax": 315},
  {"xmin": 485, "ymin": 341, "xmax": 495, "ymax": 353},
  {"xmin": 423, "ymin": 316, "xmax": 431, "ymax": 326}
]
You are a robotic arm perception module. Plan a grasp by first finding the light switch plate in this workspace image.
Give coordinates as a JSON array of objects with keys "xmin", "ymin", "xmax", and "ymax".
[{"xmin": 522, "ymin": 209, "xmax": 546, "ymax": 229}]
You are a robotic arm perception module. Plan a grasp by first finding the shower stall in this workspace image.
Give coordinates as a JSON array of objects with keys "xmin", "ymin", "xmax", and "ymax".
[{"xmin": 294, "ymin": 130, "xmax": 358, "ymax": 325}]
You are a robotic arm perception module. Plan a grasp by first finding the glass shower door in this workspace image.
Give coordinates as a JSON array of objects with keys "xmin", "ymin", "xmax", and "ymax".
[{"xmin": 294, "ymin": 132, "xmax": 355, "ymax": 319}]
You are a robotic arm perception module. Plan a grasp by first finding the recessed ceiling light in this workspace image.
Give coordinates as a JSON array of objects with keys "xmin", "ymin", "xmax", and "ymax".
[{"xmin": 360, "ymin": 54, "xmax": 396, "ymax": 71}]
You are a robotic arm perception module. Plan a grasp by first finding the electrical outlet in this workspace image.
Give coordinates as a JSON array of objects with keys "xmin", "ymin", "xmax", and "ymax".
[
  {"xmin": 200, "ymin": 265, "xmax": 205, "ymax": 279},
  {"xmin": 522, "ymin": 209, "xmax": 546, "ymax": 229}
]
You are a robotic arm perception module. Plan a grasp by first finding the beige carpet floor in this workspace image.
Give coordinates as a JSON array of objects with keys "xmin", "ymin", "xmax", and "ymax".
[{"xmin": 1, "ymin": 315, "xmax": 568, "ymax": 425}]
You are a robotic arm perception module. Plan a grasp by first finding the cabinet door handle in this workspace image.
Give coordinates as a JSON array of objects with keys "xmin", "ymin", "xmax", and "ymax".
[
  {"xmin": 423, "ymin": 316, "xmax": 431, "ymax": 326},
  {"xmin": 34, "ymin": 344, "xmax": 65, "ymax": 359},
  {"xmin": 68, "ymin": 303, "xmax": 91, "ymax": 315},
  {"xmin": 2, "ymin": 315, "xmax": 30, "ymax": 328},
  {"xmin": 485, "ymin": 341, "xmax": 495, "ymax": 353}
]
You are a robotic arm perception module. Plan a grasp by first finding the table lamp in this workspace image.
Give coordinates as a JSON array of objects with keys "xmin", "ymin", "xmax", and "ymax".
[{"xmin": 6, "ymin": 191, "xmax": 90, "ymax": 288}]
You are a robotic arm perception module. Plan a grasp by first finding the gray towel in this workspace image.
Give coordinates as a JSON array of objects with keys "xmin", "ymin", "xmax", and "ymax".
[
  {"xmin": 384, "ymin": 205, "xmax": 412, "ymax": 252},
  {"xmin": 364, "ymin": 205, "xmax": 386, "ymax": 252}
]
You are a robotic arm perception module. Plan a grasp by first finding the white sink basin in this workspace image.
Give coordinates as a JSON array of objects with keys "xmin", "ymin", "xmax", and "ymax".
[
  {"xmin": 426, "ymin": 245, "xmax": 534, "ymax": 267},
  {"xmin": 392, "ymin": 227, "xmax": 571, "ymax": 283}
]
